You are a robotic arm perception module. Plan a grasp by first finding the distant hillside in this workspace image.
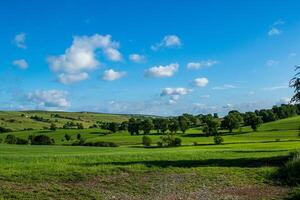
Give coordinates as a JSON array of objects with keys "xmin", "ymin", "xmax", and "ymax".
[{"xmin": 0, "ymin": 110, "xmax": 132, "ymax": 131}]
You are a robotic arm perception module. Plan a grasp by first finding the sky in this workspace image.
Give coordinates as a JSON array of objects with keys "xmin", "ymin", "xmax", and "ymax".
[{"xmin": 0, "ymin": 0, "xmax": 300, "ymax": 116}]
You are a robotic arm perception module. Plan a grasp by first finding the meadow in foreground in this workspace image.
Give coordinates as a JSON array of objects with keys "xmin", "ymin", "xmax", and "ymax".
[{"xmin": 0, "ymin": 116, "xmax": 299, "ymax": 199}]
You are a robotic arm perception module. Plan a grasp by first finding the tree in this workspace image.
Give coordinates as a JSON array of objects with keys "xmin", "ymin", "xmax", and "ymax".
[
  {"xmin": 142, "ymin": 135, "xmax": 152, "ymax": 147},
  {"xmin": 290, "ymin": 66, "xmax": 300, "ymax": 103},
  {"xmin": 168, "ymin": 119, "xmax": 179, "ymax": 133},
  {"xmin": 178, "ymin": 116, "xmax": 189, "ymax": 133},
  {"xmin": 202, "ymin": 117, "xmax": 220, "ymax": 136},
  {"xmin": 221, "ymin": 112, "xmax": 243, "ymax": 133},
  {"xmin": 64, "ymin": 134, "xmax": 71, "ymax": 141},
  {"xmin": 153, "ymin": 118, "xmax": 161, "ymax": 133},
  {"xmin": 108, "ymin": 122, "xmax": 118, "ymax": 133},
  {"xmin": 214, "ymin": 135, "xmax": 224, "ymax": 145},
  {"xmin": 76, "ymin": 133, "xmax": 81, "ymax": 140},
  {"xmin": 160, "ymin": 119, "xmax": 169, "ymax": 134},
  {"xmin": 5, "ymin": 134, "xmax": 16, "ymax": 144},
  {"xmin": 141, "ymin": 119, "xmax": 153, "ymax": 135},
  {"xmin": 244, "ymin": 112, "xmax": 263, "ymax": 131},
  {"xmin": 77, "ymin": 123, "xmax": 84, "ymax": 129},
  {"xmin": 128, "ymin": 118, "xmax": 140, "ymax": 135},
  {"xmin": 50, "ymin": 123, "xmax": 56, "ymax": 131}
]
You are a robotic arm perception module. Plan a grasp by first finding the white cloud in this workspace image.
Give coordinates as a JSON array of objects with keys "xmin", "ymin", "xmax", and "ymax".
[
  {"xmin": 266, "ymin": 59, "xmax": 279, "ymax": 67},
  {"xmin": 12, "ymin": 59, "xmax": 28, "ymax": 69},
  {"xmin": 151, "ymin": 35, "xmax": 181, "ymax": 50},
  {"xmin": 103, "ymin": 47, "xmax": 122, "ymax": 61},
  {"xmin": 161, "ymin": 87, "xmax": 192, "ymax": 103},
  {"xmin": 262, "ymin": 85, "xmax": 288, "ymax": 91},
  {"xmin": 57, "ymin": 72, "xmax": 89, "ymax": 84},
  {"xmin": 186, "ymin": 60, "xmax": 218, "ymax": 69},
  {"xmin": 27, "ymin": 90, "xmax": 70, "ymax": 108},
  {"xmin": 145, "ymin": 63, "xmax": 179, "ymax": 78},
  {"xmin": 248, "ymin": 91, "xmax": 255, "ymax": 95},
  {"xmin": 101, "ymin": 69, "xmax": 126, "ymax": 81},
  {"xmin": 289, "ymin": 53, "xmax": 297, "ymax": 57},
  {"xmin": 14, "ymin": 33, "xmax": 26, "ymax": 49},
  {"xmin": 222, "ymin": 104, "xmax": 234, "ymax": 109},
  {"xmin": 277, "ymin": 97, "xmax": 290, "ymax": 105},
  {"xmin": 129, "ymin": 54, "xmax": 145, "ymax": 63},
  {"xmin": 47, "ymin": 34, "xmax": 122, "ymax": 84},
  {"xmin": 192, "ymin": 77, "xmax": 209, "ymax": 87},
  {"xmin": 268, "ymin": 27, "xmax": 282, "ymax": 36},
  {"xmin": 212, "ymin": 84, "xmax": 237, "ymax": 90}
]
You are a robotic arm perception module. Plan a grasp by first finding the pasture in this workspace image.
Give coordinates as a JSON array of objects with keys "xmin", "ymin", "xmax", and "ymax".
[{"xmin": 0, "ymin": 114, "xmax": 299, "ymax": 199}]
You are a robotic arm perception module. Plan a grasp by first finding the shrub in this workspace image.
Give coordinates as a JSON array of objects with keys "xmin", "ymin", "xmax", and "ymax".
[
  {"xmin": 72, "ymin": 140, "xmax": 118, "ymax": 147},
  {"xmin": 71, "ymin": 138, "xmax": 86, "ymax": 146},
  {"xmin": 0, "ymin": 127, "xmax": 13, "ymax": 133},
  {"xmin": 76, "ymin": 133, "xmax": 81, "ymax": 140},
  {"xmin": 15, "ymin": 138, "xmax": 28, "ymax": 145},
  {"xmin": 5, "ymin": 134, "xmax": 16, "ymax": 144},
  {"xmin": 172, "ymin": 138, "xmax": 182, "ymax": 146},
  {"xmin": 277, "ymin": 151, "xmax": 300, "ymax": 185},
  {"xmin": 142, "ymin": 135, "xmax": 152, "ymax": 147},
  {"xmin": 31, "ymin": 135, "xmax": 54, "ymax": 145},
  {"xmin": 50, "ymin": 123, "xmax": 56, "ymax": 131},
  {"xmin": 64, "ymin": 134, "xmax": 71, "ymax": 141},
  {"xmin": 158, "ymin": 135, "xmax": 182, "ymax": 147},
  {"xmin": 214, "ymin": 135, "xmax": 224, "ymax": 145},
  {"xmin": 193, "ymin": 141, "xmax": 198, "ymax": 146}
]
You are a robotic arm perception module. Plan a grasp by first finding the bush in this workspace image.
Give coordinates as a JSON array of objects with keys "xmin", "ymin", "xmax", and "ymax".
[
  {"xmin": 71, "ymin": 138, "xmax": 86, "ymax": 146},
  {"xmin": 142, "ymin": 135, "xmax": 152, "ymax": 147},
  {"xmin": 158, "ymin": 135, "xmax": 182, "ymax": 147},
  {"xmin": 277, "ymin": 151, "xmax": 300, "ymax": 185},
  {"xmin": 214, "ymin": 135, "xmax": 224, "ymax": 145},
  {"xmin": 76, "ymin": 133, "xmax": 81, "ymax": 140},
  {"xmin": 5, "ymin": 134, "xmax": 16, "ymax": 144},
  {"xmin": 31, "ymin": 135, "xmax": 54, "ymax": 145},
  {"xmin": 16, "ymin": 138, "xmax": 28, "ymax": 145},
  {"xmin": 72, "ymin": 140, "xmax": 118, "ymax": 147},
  {"xmin": 0, "ymin": 127, "xmax": 13, "ymax": 133},
  {"xmin": 64, "ymin": 134, "xmax": 71, "ymax": 141}
]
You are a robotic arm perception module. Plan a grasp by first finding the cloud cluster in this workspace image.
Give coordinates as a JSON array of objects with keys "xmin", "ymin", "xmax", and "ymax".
[
  {"xmin": 187, "ymin": 60, "xmax": 218, "ymax": 70},
  {"xmin": 47, "ymin": 34, "xmax": 122, "ymax": 84},
  {"xmin": 145, "ymin": 63, "xmax": 179, "ymax": 78},
  {"xmin": 129, "ymin": 54, "xmax": 145, "ymax": 63},
  {"xmin": 27, "ymin": 90, "xmax": 70, "ymax": 109},
  {"xmin": 192, "ymin": 77, "xmax": 209, "ymax": 87},
  {"xmin": 101, "ymin": 69, "xmax": 126, "ymax": 81},
  {"xmin": 12, "ymin": 59, "xmax": 28, "ymax": 69},
  {"xmin": 161, "ymin": 87, "xmax": 192, "ymax": 104},
  {"xmin": 14, "ymin": 33, "xmax": 26, "ymax": 49},
  {"xmin": 151, "ymin": 35, "xmax": 181, "ymax": 50}
]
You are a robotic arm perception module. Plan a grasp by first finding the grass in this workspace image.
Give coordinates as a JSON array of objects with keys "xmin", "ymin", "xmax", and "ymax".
[{"xmin": 0, "ymin": 115, "xmax": 299, "ymax": 199}]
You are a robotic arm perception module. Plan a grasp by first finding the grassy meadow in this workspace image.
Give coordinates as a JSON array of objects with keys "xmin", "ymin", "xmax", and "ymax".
[{"xmin": 0, "ymin": 112, "xmax": 299, "ymax": 199}]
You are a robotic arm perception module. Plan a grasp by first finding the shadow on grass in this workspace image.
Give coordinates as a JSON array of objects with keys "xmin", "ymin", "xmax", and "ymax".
[{"xmin": 78, "ymin": 155, "xmax": 289, "ymax": 168}]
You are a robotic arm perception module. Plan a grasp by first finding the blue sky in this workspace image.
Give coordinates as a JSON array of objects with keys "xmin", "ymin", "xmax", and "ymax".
[{"xmin": 0, "ymin": 0, "xmax": 300, "ymax": 116}]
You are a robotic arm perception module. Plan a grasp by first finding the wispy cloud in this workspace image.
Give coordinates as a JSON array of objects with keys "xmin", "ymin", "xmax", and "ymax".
[
  {"xmin": 186, "ymin": 60, "xmax": 218, "ymax": 70},
  {"xmin": 212, "ymin": 84, "xmax": 237, "ymax": 90},
  {"xmin": 262, "ymin": 85, "xmax": 288, "ymax": 91},
  {"xmin": 151, "ymin": 35, "xmax": 182, "ymax": 50},
  {"xmin": 12, "ymin": 59, "xmax": 28, "ymax": 69},
  {"xmin": 14, "ymin": 33, "xmax": 26, "ymax": 49}
]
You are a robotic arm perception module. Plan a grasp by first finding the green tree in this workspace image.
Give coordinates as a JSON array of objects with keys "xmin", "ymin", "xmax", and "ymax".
[
  {"xmin": 160, "ymin": 119, "xmax": 169, "ymax": 134},
  {"xmin": 142, "ymin": 135, "xmax": 152, "ymax": 147},
  {"xmin": 64, "ymin": 134, "xmax": 71, "ymax": 141},
  {"xmin": 221, "ymin": 112, "xmax": 243, "ymax": 133},
  {"xmin": 202, "ymin": 117, "xmax": 220, "ymax": 136},
  {"xmin": 76, "ymin": 133, "xmax": 81, "ymax": 140},
  {"xmin": 290, "ymin": 66, "xmax": 300, "ymax": 103},
  {"xmin": 168, "ymin": 119, "xmax": 179, "ymax": 133},
  {"xmin": 77, "ymin": 123, "xmax": 84, "ymax": 129},
  {"xmin": 244, "ymin": 112, "xmax": 263, "ymax": 131},
  {"xmin": 141, "ymin": 119, "xmax": 153, "ymax": 135},
  {"xmin": 128, "ymin": 118, "xmax": 140, "ymax": 135},
  {"xmin": 50, "ymin": 123, "xmax": 56, "ymax": 131},
  {"xmin": 178, "ymin": 116, "xmax": 190, "ymax": 133},
  {"xmin": 108, "ymin": 122, "xmax": 118, "ymax": 133}
]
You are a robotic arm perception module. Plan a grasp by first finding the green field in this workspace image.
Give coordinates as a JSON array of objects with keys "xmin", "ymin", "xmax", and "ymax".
[{"xmin": 0, "ymin": 114, "xmax": 299, "ymax": 199}]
